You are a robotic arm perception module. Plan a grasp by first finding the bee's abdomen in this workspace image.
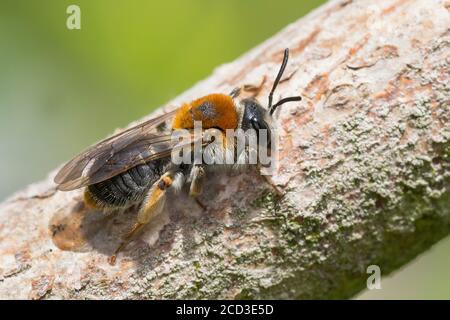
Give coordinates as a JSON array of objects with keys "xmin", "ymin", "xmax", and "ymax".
[{"xmin": 87, "ymin": 159, "xmax": 169, "ymax": 208}]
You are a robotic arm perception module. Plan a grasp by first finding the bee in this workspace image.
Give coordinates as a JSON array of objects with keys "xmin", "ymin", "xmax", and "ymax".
[{"xmin": 54, "ymin": 48, "xmax": 301, "ymax": 264}]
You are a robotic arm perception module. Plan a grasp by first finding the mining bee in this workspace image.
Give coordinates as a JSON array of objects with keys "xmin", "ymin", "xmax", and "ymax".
[{"xmin": 54, "ymin": 48, "xmax": 301, "ymax": 264}]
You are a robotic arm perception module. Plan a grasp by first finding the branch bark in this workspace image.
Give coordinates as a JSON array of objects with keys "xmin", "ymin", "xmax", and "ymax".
[{"xmin": 0, "ymin": 0, "xmax": 449, "ymax": 299}]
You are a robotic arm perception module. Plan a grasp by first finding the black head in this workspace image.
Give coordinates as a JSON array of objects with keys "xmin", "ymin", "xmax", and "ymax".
[
  {"xmin": 241, "ymin": 96, "xmax": 270, "ymax": 130},
  {"xmin": 241, "ymin": 97, "xmax": 272, "ymax": 148},
  {"xmin": 241, "ymin": 48, "xmax": 301, "ymax": 147}
]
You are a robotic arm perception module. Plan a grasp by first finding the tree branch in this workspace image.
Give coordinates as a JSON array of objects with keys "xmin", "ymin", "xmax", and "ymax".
[{"xmin": 0, "ymin": 0, "xmax": 449, "ymax": 299}]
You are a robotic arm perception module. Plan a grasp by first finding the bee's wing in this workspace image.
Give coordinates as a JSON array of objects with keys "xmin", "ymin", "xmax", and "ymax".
[{"xmin": 54, "ymin": 109, "xmax": 188, "ymax": 191}]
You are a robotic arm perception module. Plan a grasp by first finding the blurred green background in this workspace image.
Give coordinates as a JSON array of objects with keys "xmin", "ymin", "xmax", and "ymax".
[{"xmin": 0, "ymin": 0, "xmax": 449, "ymax": 299}]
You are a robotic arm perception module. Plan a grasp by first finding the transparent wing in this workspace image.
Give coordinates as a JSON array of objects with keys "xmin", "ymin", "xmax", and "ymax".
[{"xmin": 54, "ymin": 109, "xmax": 188, "ymax": 191}]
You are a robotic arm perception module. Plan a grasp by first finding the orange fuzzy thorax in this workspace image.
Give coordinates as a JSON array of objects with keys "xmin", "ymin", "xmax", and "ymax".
[{"xmin": 171, "ymin": 94, "xmax": 238, "ymax": 131}]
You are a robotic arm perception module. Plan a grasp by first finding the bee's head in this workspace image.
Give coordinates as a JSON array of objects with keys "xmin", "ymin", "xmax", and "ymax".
[
  {"xmin": 241, "ymin": 97, "xmax": 271, "ymax": 136},
  {"xmin": 241, "ymin": 48, "xmax": 301, "ymax": 148}
]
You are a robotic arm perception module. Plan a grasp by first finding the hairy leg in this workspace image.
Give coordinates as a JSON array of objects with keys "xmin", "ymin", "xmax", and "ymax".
[
  {"xmin": 108, "ymin": 171, "xmax": 175, "ymax": 265},
  {"xmin": 189, "ymin": 165, "xmax": 207, "ymax": 211}
]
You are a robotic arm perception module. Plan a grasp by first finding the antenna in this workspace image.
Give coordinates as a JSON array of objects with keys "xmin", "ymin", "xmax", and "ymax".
[{"xmin": 268, "ymin": 48, "xmax": 302, "ymax": 116}]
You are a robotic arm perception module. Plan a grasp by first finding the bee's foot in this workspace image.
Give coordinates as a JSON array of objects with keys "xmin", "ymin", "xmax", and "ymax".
[
  {"xmin": 195, "ymin": 198, "xmax": 208, "ymax": 211},
  {"xmin": 272, "ymin": 185, "xmax": 284, "ymax": 198},
  {"xmin": 108, "ymin": 255, "xmax": 117, "ymax": 266}
]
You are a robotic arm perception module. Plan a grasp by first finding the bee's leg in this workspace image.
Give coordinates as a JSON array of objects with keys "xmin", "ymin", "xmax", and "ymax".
[
  {"xmin": 108, "ymin": 171, "xmax": 174, "ymax": 265},
  {"xmin": 230, "ymin": 77, "xmax": 267, "ymax": 99},
  {"xmin": 229, "ymin": 87, "xmax": 241, "ymax": 98},
  {"xmin": 189, "ymin": 165, "xmax": 207, "ymax": 211},
  {"xmin": 262, "ymin": 174, "xmax": 283, "ymax": 197},
  {"xmin": 257, "ymin": 164, "xmax": 283, "ymax": 197}
]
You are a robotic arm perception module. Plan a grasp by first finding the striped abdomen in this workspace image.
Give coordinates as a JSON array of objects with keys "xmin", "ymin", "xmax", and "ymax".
[{"xmin": 87, "ymin": 158, "xmax": 170, "ymax": 208}]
